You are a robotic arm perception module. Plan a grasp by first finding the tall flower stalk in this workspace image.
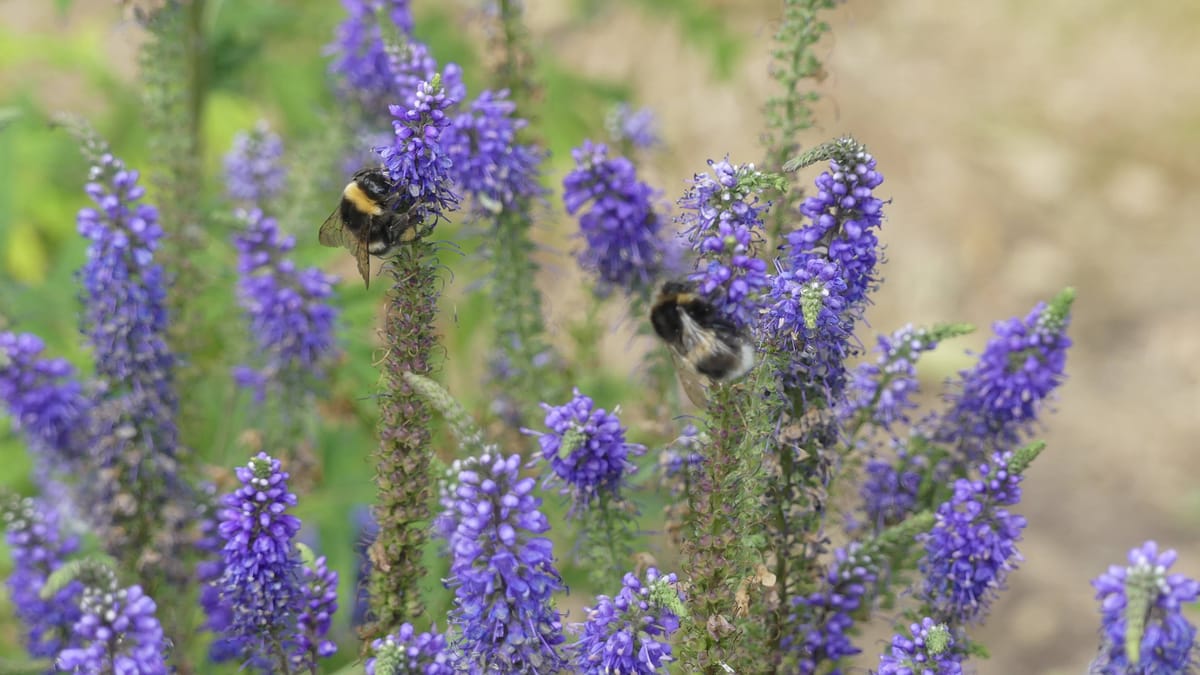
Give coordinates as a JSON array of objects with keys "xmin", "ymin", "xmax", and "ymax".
[{"xmin": 366, "ymin": 75, "xmax": 459, "ymax": 639}]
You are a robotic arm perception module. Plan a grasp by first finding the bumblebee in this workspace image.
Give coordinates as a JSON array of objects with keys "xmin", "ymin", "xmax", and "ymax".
[
  {"xmin": 318, "ymin": 168, "xmax": 419, "ymax": 288},
  {"xmin": 649, "ymin": 280, "xmax": 756, "ymax": 406}
]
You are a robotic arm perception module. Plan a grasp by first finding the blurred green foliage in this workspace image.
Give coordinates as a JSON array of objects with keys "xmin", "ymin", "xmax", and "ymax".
[{"xmin": 0, "ymin": 0, "xmax": 754, "ymax": 667}]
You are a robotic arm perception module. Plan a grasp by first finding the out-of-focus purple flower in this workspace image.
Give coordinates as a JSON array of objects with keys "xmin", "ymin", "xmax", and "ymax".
[
  {"xmin": 329, "ymin": 0, "xmax": 417, "ymax": 120},
  {"xmin": 1091, "ymin": 541, "xmax": 1200, "ymax": 673},
  {"xmin": 0, "ymin": 332, "xmax": 90, "ymax": 470},
  {"xmin": 524, "ymin": 388, "xmax": 643, "ymax": 511},
  {"xmin": 659, "ymin": 424, "xmax": 704, "ymax": 484},
  {"xmin": 606, "ymin": 103, "xmax": 660, "ymax": 150},
  {"xmin": 435, "ymin": 451, "xmax": 566, "ymax": 672},
  {"xmin": 293, "ymin": 554, "xmax": 339, "ymax": 670},
  {"xmin": 231, "ymin": 208, "xmax": 338, "ymax": 404},
  {"xmin": 571, "ymin": 568, "xmax": 684, "ymax": 674},
  {"xmin": 352, "ymin": 505, "xmax": 378, "ymax": 628},
  {"xmin": 786, "ymin": 545, "xmax": 876, "ymax": 673},
  {"xmin": 859, "ymin": 449, "xmax": 924, "ymax": 533},
  {"xmin": 57, "ymin": 581, "xmax": 169, "ymax": 674},
  {"xmin": 365, "ymin": 623, "xmax": 456, "ymax": 674},
  {"xmin": 225, "ymin": 121, "xmax": 287, "ymax": 206},
  {"xmin": 841, "ymin": 324, "xmax": 948, "ymax": 430},
  {"xmin": 377, "ymin": 77, "xmax": 460, "ymax": 227},
  {"xmin": 1, "ymin": 495, "xmax": 81, "ymax": 658},
  {"xmin": 210, "ymin": 452, "xmax": 303, "ymax": 666},
  {"xmin": 677, "ymin": 158, "xmax": 772, "ymax": 329},
  {"xmin": 940, "ymin": 290, "xmax": 1073, "ymax": 461},
  {"xmin": 874, "ymin": 618, "xmax": 962, "ymax": 675},
  {"xmin": 76, "ymin": 149, "xmax": 177, "ymax": 454},
  {"xmin": 443, "ymin": 89, "xmax": 543, "ymax": 215},
  {"xmin": 920, "ymin": 451, "xmax": 1025, "ymax": 623},
  {"xmin": 564, "ymin": 140, "xmax": 665, "ymax": 295}
]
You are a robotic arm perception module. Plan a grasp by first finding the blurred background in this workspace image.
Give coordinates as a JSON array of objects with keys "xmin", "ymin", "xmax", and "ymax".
[{"xmin": 1, "ymin": 0, "xmax": 1198, "ymax": 672}]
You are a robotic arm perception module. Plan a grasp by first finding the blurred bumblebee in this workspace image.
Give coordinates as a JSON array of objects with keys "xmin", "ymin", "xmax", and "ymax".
[
  {"xmin": 319, "ymin": 167, "xmax": 419, "ymax": 288},
  {"xmin": 650, "ymin": 279, "xmax": 756, "ymax": 406}
]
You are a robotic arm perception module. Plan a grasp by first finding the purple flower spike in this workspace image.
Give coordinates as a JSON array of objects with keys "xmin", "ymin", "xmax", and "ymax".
[
  {"xmin": 0, "ymin": 332, "xmax": 90, "ymax": 471},
  {"xmin": 875, "ymin": 618, "xmax": 962, "ymax": 675},
  {"xmin": 571, "ymin": 568, "xmax": 684, "ymax": 674},
  {"xmin": 2, "ymin": 496, "xmax": 81, "ymax": 658},
  {"xmin": 377, "ymin": 77, "xmax": 460, "ymax": 227},
  {"xmin": 444, "ymin": 89, "xmax": 544, "ymax": 215},
  {"xmin": 365, "ymin": 623, "xmax": 457, "ymax": 674},
  {"xmin": 224, "ymin": 121, "xmax": 286, "ymax": 206},
  {"xmin": 293, "ymin": 554, "xmax": 340, "ymax": 670},
  {"xmin": 57, "ymin": 582, "xmax": 169, "ymax": 674},
  {"xmin": 787, "ymin": 545, "xmax": 877, "ymax": 672}
]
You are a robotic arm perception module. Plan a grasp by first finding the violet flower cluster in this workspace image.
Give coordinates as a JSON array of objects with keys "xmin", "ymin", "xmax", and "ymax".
[
  {"xmin": 293, "ymin": 554, "xmax": 339, "ymax": 670},
  {"xmin": 365, "ymin": 623, "xmax": 456, "ymax": 674},
  {"xmin": 526, "ymin": 388, "xmax": 642, "ymax": 510},
  {"xmin": 841, "ymin": 324, "xmax": 947, "ymax": 431},
  {"xmin": 224, "ymin": 122, "xmax": 287, "ymax": 206},
  {"xmin": 787, "ymin": 545, "xmax": 877, "ymax": 673},
  {"xmin": 377, "ymin": 77, "xmax": 459, "ymax": 225},
  {"xmin": 328, "ymin": 0, "xmax": 417, "ymax": 122},
  {"xmin": 230, "ymin": 207, "xmax": 338, "ymax": 404},
  {"xmin": 874, "ymin": 618, "xmax": 962, "ymax": 675},
  {"xmin": 442, "ymin": 88, "xmax": 543, "ymax": 215},
  {"xmin": 606, "ymin": 103, "xmax": 660, "ymax": 150},
  {"xmin": 2, "ymin": 496, "xmax": 81, "ymax": 659},
  {"xmin": 920, "ymin": 450, "xmax": 1026, "ymax": 623},
  {"xmin": 435, "ymin": 451, "xmax": 566, "ymax": 672},
  {"xmin": 859, "ymin": 448, "xmax": 925, "ymax": 533},
  {"xmin": 563, "ymin": 140, "xmax": 666, "ymax": 296},
  {"xmin": 0, "ymin": 332, "xmax": 89, "ymax": 470},
  {"xmin": 677, "ymin": 158, "xmax": 772, "ymax": 328},
  {"xmin": 57, "ymin": 580, "xmax": 169, "ymax": 674},
  {"xmin": 1092, "ymin": 541, "xmax": 1199, "ymax": 673},
  {"xmin": 571, "ymin": 568, "xmax": 685, "ymax": 674}
]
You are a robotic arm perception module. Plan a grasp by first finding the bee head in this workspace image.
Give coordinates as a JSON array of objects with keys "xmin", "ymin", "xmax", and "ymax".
[{"xmin": 353, "ymin": 168, "xmax": 393, "ymax": 203}]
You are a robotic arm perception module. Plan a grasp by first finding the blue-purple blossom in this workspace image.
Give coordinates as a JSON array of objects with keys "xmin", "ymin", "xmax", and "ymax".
[
  {"xmin": 564, "ymin": 140, "xmax": 666, "ymax": 295},
  {"xmin": 443, "ymin": 89, "xmax": 543, "ymax": 215},
  {"xmin": 677, "ymin": 158, "xmax": 772, "ymax": 328},
  {"xmin": 377, "ymin": 77, "xmax": 460, "ymax": 226},
  {"xmin": 606, "ymin": 103, "xmax": 660, "ymax": 150},
  {"xmin": 659, "ymin": 424, "xmax": 704, "ymax": 485},
  {"xmin": 874, "ymin": 618, "xmax": 962, "ymax": 675},
  {"xmin": 786, "ymin": 545, "xmax": 877, "ymax": 673},
  {"xmin": 211, "ymin": 452, "xmax": 304, "ymax": 667},
  {"xmin": 525, "ymin": 388, "xmax": 643, "ymax": 510},
  {"xmin": 571, "ymin": 568, "xmax": 684, "ymax": 674},
  {"xmin": 293, "ymin": 554, "xmax": 339, "ymax": 670},
  {"xmin": 762, "ymin": 255, "xmax": 853, "ymax": 396},
  {"xmin": 365, "ymin": 623, "xmax": 456, "ymax": 674},
  {"xmin": 329, "ymin": 0, "xmax": 417, "ymax": 120},
  {"xmin": 940, "ymin": 290, "xmax": 1073, "ymax": 460},
  {"xmin": 2, "ymin": 496, "xmax": 81, "ymax": 658},
  {"xmin": 56, "ymin": 582, "xmax": 168, "ymax": 674},
  {"xmin": 859, "ymin": 449, "xmax": 925, "ymax": 533},
  {"xmin": 920, "ymin": 451, "xmax": 1025, "ymax": 622},
  {"xmin": 225, "ymin": 122, "xmax": 287, "ymax": 206},
  {"xmin": 435, "ymin": 451, "xmax": 566, "ymax": 673},
  {"xmin": 76, "ymin": 149, "xmax": 178, "ymax": 452},
  {"xmin": 231, "ymin": 208, "xmax": 338, "ymax": 403},
  {"xmin": 0, "ymin": 332, "xmax": 90, "ymax": 470},
  {"xmin": 352, "ymin": 505, "xmax": 378, "ymax": 627},
  {"xmin": 1092, "ymin": 541, "xmax": 1200, "ymax": 673},
  {"xmin": 841, "ymin": 325, "xmax": 944, "ymax": 430}
]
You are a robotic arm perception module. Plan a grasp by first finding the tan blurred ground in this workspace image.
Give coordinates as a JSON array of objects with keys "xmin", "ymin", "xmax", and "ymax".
[{"xmin": 534, "ymin": 1, "xmax": 1200, "ymax": 672}]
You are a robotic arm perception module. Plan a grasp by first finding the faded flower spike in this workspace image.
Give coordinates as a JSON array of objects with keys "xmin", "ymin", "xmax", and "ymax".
[
  {"xmin": 571, "ymin": 568, "xmax": 685, "ymax": 674},
  {"xmin": 526, "ymin": 388, "xmax": 643, "ymax": 510},
  {"xmin": 1091, "ymin": 541, "xmax": 1200, "ymax": 673},
  {"xmin": 365, "ymin": 623, "xmax": 456, "ymax": 674},
  {"xmin": 875, "ymin": 617, "xmax": 962, "ymax": 675},
  {"xmin": 435, "ymin": 451, "xmax": 566, "ymax": 672}
]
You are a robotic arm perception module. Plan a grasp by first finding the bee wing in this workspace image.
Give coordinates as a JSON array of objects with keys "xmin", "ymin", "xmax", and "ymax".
[
  {"xmin": 356, "ymin": 238, "xmax": 371, "ymax": 289},
  {"xmin": 669, "ymin": 350, "xmax": 711, "ymax": 408},
  {"xmin": 319, "ymin": 207, "xmax": 348, "ymax": 249}
]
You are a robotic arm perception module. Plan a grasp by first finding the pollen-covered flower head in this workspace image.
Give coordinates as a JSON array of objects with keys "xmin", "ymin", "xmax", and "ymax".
[
  {"xmin": 525, "ymin": 389, "xmax": 643, "ymax": 510},
  {"xmin": 571, "ymin": 567, "xmax": 685, "ymax": 674},
  {"xmin": 436, "ymin": 450, "xmax": 566, "ymax": 672},
  {"xmin": 1092, "ymin": 541, "xmax": 1200, "ymax": 673},
  {"xmin": 443, "ymin": 89, "xmax": 544, "ymax": 215},
  {"xmin": 676, "ymin": 157, "xmax": 775, "ymax": 329},
  {"xmin": 564, "ymin": 140, "xmax": 666, "ymax": 296},
  {"xmin": 875, "ymin": 618, "xmax": 962, "ymax": 675}
]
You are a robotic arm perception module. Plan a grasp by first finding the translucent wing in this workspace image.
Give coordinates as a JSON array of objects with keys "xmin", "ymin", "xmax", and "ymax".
[
  {"xmin": 355, "ymin": 240, "xmax": 371, "ymax": 289},
  {"xmin": 669, "ymin": 350, "xmax": 711, "ymax": 408},
  {"xmin": 318, "ymin": 207, "xmax": 347, "ymax": 248}
]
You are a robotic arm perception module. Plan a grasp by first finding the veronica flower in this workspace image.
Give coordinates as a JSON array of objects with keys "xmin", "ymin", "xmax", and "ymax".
[
  {"xmin": 676, "ymin": 158, "xmax": 772, "ymax": 329},
  {"xmin": 571, "ymin": 568, "xmax": 685, "ymax": 674},
  {"xmin": 1, "ymin": 495, "xmax": 81, "ymax": 658},
  {"xmin": 377, "ymin": 76, "xmax": 459, "ymax": 226},
  {"xmin": 436, "ymin": 451, "xmax": 566, "ymax": 672},
  {"xmin": 224, "ymin": 121, "xmax": 287, "ymax": 207},
  {"xmin": 329, "ymin": 0, "xmax": 417, "ymax": 122},
  {"xmin": 874, "ymin": 618, "xmax": 962, "ymax": 675},
  {"xmin": 56, "ymin": 574, "xmax": 168, "ymax": 674},
  {"xmin": 293, "ymin": 554, "xmax": 339, "ymax": 670},
  {"xmin": 606, "ymin": 103, "xmax": 660, "ymax": 150},
  {"xmin": 920, "ymin": 450, "xmax": 1025, "ymax": 623},
  {"xmin": 940, "ymin": 289, "xmax": 1073, "ymax": 461},
  {"xmin": 525, "ymin": 388, "xmax": 643, "ymax": 511},
  {"xmin": 1091, "ymin": 541, "xmax": 1200, "ymax": 673},
  {"xmin": 787, "ymin": 545, "xmax": 877, "ymax": 672},
  {"xmin": 443, "ymin": 89, "xmax": 543, "ymax": 215},
  {"xmin": 659, "ymin": 424, "xmax": 705, "ymax": 485},
  {"xmin": 352, "ymin": 505, "xmax": 378, "ymax": 627},
  {"xmin": 365, "ymin": 623, "xmax": 456, "ymax": 674},
  {"xmin": 859, "ymin": 449, "xmax": 925, "ymax": 533},
  {"xmin": 0, "ymin": 332, "xmax": 90, "ymax": 471},
  {"xmin": 841, "ymin": 324, "xmax": 951, "ymax": 431},
  {"xmin": 230, "ymin": 208, "xmax": 338, "ymax": 404},
  {"xmin": 210, "ymin": 452, "xmax": 304, "ymax": 669},
  {"xmin": 563, "ymin": 140, "xmax": 665, "ymax": 296}
]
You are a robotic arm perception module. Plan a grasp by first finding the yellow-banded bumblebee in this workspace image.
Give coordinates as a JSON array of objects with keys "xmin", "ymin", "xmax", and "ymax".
[
  {"xmin": 319, "ymin": 168, "xmax": 419, "ymax": 288},
  {"xmin": 650, "ymin": 280, "xmax": 756, "ymax": 406}
]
